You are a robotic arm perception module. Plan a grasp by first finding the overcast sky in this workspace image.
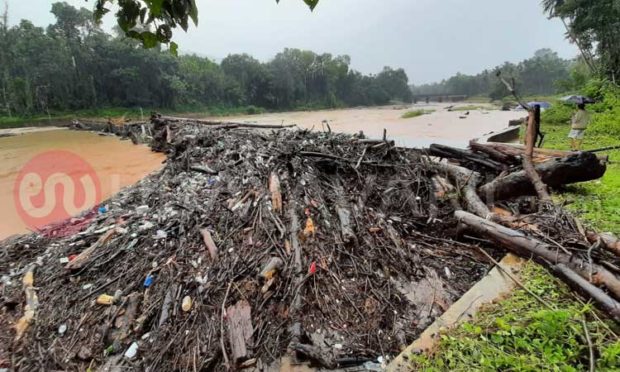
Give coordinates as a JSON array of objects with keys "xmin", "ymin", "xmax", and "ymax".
[{"xmin": 6, "ymin": 0, "xmax": 577, "ymax": 84}]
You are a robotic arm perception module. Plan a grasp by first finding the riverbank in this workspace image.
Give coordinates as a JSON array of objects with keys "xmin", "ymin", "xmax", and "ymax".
[{"xmin": 405, "ymin": 90, "xmax": 620, "ymax": 370}]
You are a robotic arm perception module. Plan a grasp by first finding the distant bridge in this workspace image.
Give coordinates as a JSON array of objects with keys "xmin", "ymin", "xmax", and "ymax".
[{"xmin": 412, "ymin": 94, "xmax": 469, "ymax": 103}]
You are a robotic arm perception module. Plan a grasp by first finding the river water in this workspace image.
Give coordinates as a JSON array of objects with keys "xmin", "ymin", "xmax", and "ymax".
[
  {"xmin": 223, "ymin": 103, "xmax": 524, "ymax": 148},
  {"xmin": 0, "ymin": 129, "xmax": 165, "ymax": 239},
  {"xmin": 0, "ymin": 104, "xmax": 522, "ymax": 239}
]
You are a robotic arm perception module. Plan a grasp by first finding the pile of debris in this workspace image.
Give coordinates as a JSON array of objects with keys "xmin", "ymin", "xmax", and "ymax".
[{"xmin": 1, "ymin": 115, "xmax": 619, "ymax": 371}]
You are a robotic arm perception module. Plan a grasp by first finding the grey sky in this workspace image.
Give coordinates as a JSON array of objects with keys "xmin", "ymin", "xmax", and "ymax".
[{"xmin": 5, "ymin": 0, "xmax": 577, "ymax": 84}]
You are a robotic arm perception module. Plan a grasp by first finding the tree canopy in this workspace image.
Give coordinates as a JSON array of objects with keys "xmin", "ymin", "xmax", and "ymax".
[
  {"xmin": 92, "ymin": 0, "xmax": 319, "ymax": 53},
  {"xmin": 0, "ymin": 2, "xmax": 411, "ymax": 117},
  {"xmin": 542, "ymin": 0, "xmax": 620, "ymax": 82},
  {"xmin": 411, "ymin": 49, "xmax": 572, "ymax": 100}
]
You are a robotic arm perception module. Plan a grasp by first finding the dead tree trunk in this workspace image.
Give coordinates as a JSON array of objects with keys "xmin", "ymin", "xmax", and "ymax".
[
  {"xmin": 479, "ymin": 152, "xmax": 607, "ymax": 202},
  {"xmin": 433, "ymin": 162, "xmax": 492, "ymax": 219},
  {"xmin": 523, "ymin": 108, "xmax": 552, "ymax": 204},
  {"xmin": 455, "ymin": 211, "xmax": 620, "ymax": 301}
]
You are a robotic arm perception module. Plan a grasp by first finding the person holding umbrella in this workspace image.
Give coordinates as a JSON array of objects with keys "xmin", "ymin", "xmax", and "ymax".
[{"xmin": 568, "ymin": 101, "xmax": 591, "ymax": 151}]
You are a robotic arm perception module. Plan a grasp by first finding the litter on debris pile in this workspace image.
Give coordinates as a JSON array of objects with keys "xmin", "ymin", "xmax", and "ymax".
[{"xmin": 1, "ymin": 120, "xmax": 503, "ymax": 370}]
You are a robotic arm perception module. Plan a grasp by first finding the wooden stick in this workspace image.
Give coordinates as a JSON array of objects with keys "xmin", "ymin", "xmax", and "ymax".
[
  {"xmin": 581, "ymin": 318, "xmax": 595, "ymax": 372},
  {"xmin": 220, "ymin": 282, "xmax": 232, "ymax": 370},
  {"xmin": 523, "ymin": 109, "xmax": 552, "ymax": 204}
]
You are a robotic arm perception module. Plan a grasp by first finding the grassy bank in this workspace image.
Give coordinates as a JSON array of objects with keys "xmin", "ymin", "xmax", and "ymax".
[
  {"xmin": 408, "ymin": 87, "xmax": 620, "ymax": 370},
  {"xmin": 402, "ymin": 109, "xmax": 435, "ymax": 118},
  {"xmin": 409, "ymin": 263, "xmax": 619, "ymax": 371}
]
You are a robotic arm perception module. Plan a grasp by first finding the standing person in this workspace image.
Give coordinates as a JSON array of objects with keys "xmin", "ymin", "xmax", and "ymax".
[{"xmin": 568, "ymin": 103, "xmax": 591, "ymax": 151}]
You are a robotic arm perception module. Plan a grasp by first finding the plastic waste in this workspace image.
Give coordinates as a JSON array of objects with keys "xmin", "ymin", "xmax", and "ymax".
[
  {"xmin": 309, "ymin": 261, "xmax": 317, "ymax": 275},
  {"xmin": 154, "ymin": 230, "xmax": 167, "ymax": 240},
  {"xmin": 135, "ymin": 205, "xmax": 149, "ymax": 215},
  {"xmin": 124, "ymin": 342, "xmax": 138, "ymax": 359},
  {"xmin": 182, "ymin": 296, "xmax": 192, "ymax": 312},
  {"xmin": 96, "ymin": 294, "xmax": 115, "ymax": 305},
  {"xmin": 143, "ymin": 275, "xmax": 154, "ymax": 288},
  {"xmin": 98, "ymin": 205, "xmax": 108, "ymax": 214},
  {"xmin": 58, "ymin": 324, "xmax": 67, "ymax": 335}
]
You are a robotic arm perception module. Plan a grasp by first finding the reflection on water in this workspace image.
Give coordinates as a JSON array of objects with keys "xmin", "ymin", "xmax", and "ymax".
[{"xmin": 0, "ymin": 129, "xmax": 164, "ymax": 239}]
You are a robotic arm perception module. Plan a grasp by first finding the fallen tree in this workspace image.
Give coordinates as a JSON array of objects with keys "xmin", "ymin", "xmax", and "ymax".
[
  {"xmin": 479, "ymin": 151, "xmax": 607, "ymax": 202},
  {"xmin": 455, "ymin": 211, "xmax": 620, "ymax": 300}
]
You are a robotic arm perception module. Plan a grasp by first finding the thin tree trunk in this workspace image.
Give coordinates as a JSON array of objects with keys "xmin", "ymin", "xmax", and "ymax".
[{"xmin": 523, "ymin": 109, "xmax": 551, "ymax": 205}]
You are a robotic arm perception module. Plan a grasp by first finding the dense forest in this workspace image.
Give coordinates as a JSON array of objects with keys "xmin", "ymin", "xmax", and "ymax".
[
  {"xmin": 411, "ymin": 49, "xmax": 580, "ymax": 100},
  {"xmin": 0, "ymin": 2, "xmax": 413, "ymax": 117}
]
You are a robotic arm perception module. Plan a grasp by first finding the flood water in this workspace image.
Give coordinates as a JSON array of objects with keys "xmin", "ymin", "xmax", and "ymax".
[
  {"xmin": 0, "ymin": 104, "xmax": 522, "ymax": 240},
  {"xmin": 0, "ymin": 129, "xmax": 165, "ymax": 239},
  {"xmin": 223, "ymin": 103, "xmax": 524, "ymax": 148}
]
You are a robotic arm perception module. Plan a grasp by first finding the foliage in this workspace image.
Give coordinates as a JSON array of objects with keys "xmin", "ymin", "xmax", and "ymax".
[
  {"xmin": 91, "ymin": 0, "xmax": 319, "ymax": 51},
  {"xmin": 412, "ymin": 49, "xmax": 571, "ymax": 99},
  {"xmin": 409, "ymin": 263, "xmax": 620, "ymax": 371},
  {"xmin": 401, "ymin": 109, "xmax": 433, "ymax": 119},
  {"xmin": 0, "ymin": 3, "xmax": 412, "ymax": 120},
  {"xmin": 542, "ymin": 85, "xmax": 620, "ymax": 233},
  {"xmin": 542, "ymin": 0, "xmax": 620, "ymax": 82}
]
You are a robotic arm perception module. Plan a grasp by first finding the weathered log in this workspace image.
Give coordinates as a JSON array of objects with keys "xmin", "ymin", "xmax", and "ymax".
[
  {"xmin": 65, "ymin": 228, "xmax": 117, "ymax": 270},
  {"xmin": 269, "ymin": 173, "xmax": 282, "ymax": 214},
  {"xmin": 336, "ymin": 206, "xmax": 356, "ymax": 243},
  {"xmin": 287, "ymin": 204, "xmax": 303, "ymax": 355},
  {"xmin": 553, "ymin": 264, "xmax": 620, "ymax": 323},
  {"xmin": 587, "ymin": 231, "xmax": 620, "ymax": 258},
  {"xmin": 431, "ymin": 175, "xmax": 455, "ymax": 199},
  {"xmin": 455, "ymin": 211, "xmax": 620, "ymax": 300},
  {"xmin": 428, "ymin": 143, "xmax": 505, "ymax": 171},
  {"xmin": 14, "ymin": 265, "xmax": 38, "ymax": 341},
  {"xmin": 199, "ymin": 228, "xmax": 218, "ymax": 261},
  {"xmin": 433, "ymin": 162, "xmax": 492, "ymax": 219},
  {"xmin": 479, "ymin": 152, "xmax": 606, "ymax": 202},
  {"xmin": 226, "ymin": 300, "xmax": 254, "ymax": 364},
  {"xmin": 473, "ymin": 142, "xmax": 608, "ymax": 164},
  {"xmin": 469, "ymin": 140, "xmax": 517, "ymax": 164}
]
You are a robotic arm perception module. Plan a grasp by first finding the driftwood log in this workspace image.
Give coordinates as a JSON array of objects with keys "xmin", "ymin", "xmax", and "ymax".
[
  {"xmin": 470, "ymin": 142, "xmax": 609, "ymax": 164},
  {"xmin": 428, "ymin": 144, "xmax": 506, "ymax": 171},
  {"xmin": 479, "ymin": 152, "xmax": 607, "ymax": 202},
  {"xmin": 433, "ymin": 162, "xmax": 492, "ymax": 219},
  {"xmin": 455, "ymin": 211, "xmax": 620, "ymax": 301}
]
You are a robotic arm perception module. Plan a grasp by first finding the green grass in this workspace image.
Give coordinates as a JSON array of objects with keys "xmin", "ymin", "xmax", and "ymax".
[
  {"xmin": 539, "ymin": 94, "xmax": 620, "ymax": 234},
  {"xmin": 409, "ymin": 263, "xmax": 620, "ymax": 371},
  {"xmin": 409, "ymin": 86, "xmax": 620, "ymax": 371},
  {"xmin": 402, "ymin": 109, "xmax": 435, "ymax": 119}
]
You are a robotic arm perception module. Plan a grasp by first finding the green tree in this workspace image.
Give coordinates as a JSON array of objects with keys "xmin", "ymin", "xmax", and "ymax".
[
  {"xmin": 542, "ymin": 0, "xmax": 620, "ymax": 82},
  {"xmin": 91, "ymin": 0, "xmax": 320, "ymax": 52}
]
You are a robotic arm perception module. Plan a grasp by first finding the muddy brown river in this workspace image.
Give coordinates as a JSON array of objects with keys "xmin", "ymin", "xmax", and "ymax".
[
  {"xmin": 0, "ymin": 129, "xmax": 164, "ymax": 239},
  {"xmin": 0, "ymin": 104, "xmax": 522, "ymax": 239}
]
